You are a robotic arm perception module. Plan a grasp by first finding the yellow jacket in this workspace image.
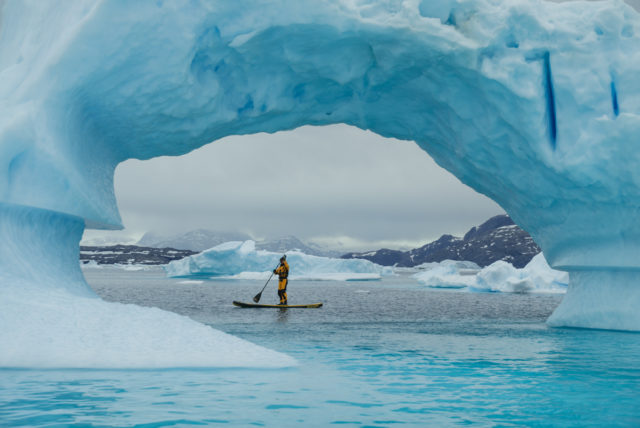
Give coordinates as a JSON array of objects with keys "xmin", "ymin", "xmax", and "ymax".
[{"xmin": 274, "ymin": 261, "xmax": 289, "ymax": 279}]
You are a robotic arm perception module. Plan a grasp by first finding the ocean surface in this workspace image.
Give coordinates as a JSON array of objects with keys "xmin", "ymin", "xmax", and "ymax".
[{"xmin": 1, "ymin": 267, "xmax": 639, "ymax": 427}]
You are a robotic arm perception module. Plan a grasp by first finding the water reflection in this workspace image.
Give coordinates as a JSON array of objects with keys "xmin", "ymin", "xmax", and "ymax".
[{"xmin": 277, "ymin": 307, "xmax": 289, "ymax": 322}]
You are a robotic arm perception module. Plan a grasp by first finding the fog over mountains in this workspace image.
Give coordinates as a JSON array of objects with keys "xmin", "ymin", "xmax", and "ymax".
[
  {"xmin": 81, "ymin": 215, "xmax": 540, "ymax": 267},
  {"xmin": 136, "ymin": 231, "xmax": 336, "ymax": 256},
  {"xmin": 137, "ymin": 230, "xmax": 253, "ymax": 253}
]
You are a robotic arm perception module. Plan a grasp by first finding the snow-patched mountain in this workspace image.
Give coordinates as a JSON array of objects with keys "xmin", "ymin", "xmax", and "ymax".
[
  {"xmin": 138, "ymin": 230, "xmax": 336, "ymax": 257},
  {"xmin": 342, "ymin": 215, "xmax": 540, "ymax": 268},
  {"xmin": 83, "ymin": 234, "xmax": 336, "ymax": 265},
  {"xmin": 80, "ymin": 245, "xmax": 196, "ymax": 265},
  {"xmin": 137, "ymin": 230, "xmax": 252, "ymax": 252},
  {"xmin": 254, "ymin": 235, "xmax": 337, "ymax": 257}
]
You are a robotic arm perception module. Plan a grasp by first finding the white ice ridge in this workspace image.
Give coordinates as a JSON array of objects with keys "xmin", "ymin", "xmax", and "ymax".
[
  {"xmin": 414, "ymin": 254, "xmax": 569, "ymax": 293},
  {"xmin": 1, "ymin": 0, "xmax": 640, "ymax": 334},
  {"xmin": 165, "ymin": 240, "xmax": 390, "ymax": 280},
  {"xmin": 0, "ymin": 204, "xmax": 295, "ymax": 368},
  {"xmin": 0, "ymin": 290, "xmax": 297, "ymax": 369}
]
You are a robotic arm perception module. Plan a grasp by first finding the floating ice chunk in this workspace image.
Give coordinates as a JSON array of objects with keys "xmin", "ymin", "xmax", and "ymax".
[
  {"xmin": 165, "ymin": 240, "xmax": 389, "ymax": 280},
  {"xmin": 413, "ymin": 260, "xmax": 481, "ymax": 289},
  {"xmin": 474, "ymin": 261, "xmax": 528, "ymax": 292},
  {"xmin": 414, "ymin": 254, "xmax": 568, "ymax": 293},
  {"xmin": 474, "ymin": 254, "xmax": 568, "ymax": 293}
]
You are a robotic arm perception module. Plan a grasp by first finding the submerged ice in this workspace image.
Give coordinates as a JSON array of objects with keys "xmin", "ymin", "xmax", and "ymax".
[
  {"xmin": 0, "ymin": 0, "xmax": 640, "ymax": 366},
  {"xmin": 165, "ymin": 240, "xmax": 390, "ymax": 280}
]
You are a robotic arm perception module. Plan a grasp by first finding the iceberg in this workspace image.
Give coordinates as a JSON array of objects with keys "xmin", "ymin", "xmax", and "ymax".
[
  {"xmin": 0, "ymin": 0, "xmax": 639, "ymax": 363},
  {"xmin": 414, "ymin": 254, "xmax": 568, "ymax": 293},
  {"xmin": 165, "ymin": 240, "xmax": 390, "ymax": 281},
  {"xmin": 473, "ymin": 253, "xmax": 569, "ymax": 293},
  {"xmin": 412, "ymin": 260, "xmax": 481, "ymax": 289}
]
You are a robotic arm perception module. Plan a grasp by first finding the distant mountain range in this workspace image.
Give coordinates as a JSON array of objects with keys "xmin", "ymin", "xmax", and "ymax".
[
  {"xmin": 78, "ymin": 238, "xmax": 333, "ymax": 266},
  {"xmin": 136, "ymin": 230, "xmax": 336, "ymax": 257},
  {"xmin": 254, "ymin": 235, "xmax": 339, "ymax": 257},
  {"xmin": 341, "ymin": 215, "xmax": 540, "ymax": 268},
  {"xmin": 80, "ymin": 245, "xmax": 196, "ymax": 265},
  {"xmin": 80, "ymin": 215, "xmax": 540, "ymax": 267}
]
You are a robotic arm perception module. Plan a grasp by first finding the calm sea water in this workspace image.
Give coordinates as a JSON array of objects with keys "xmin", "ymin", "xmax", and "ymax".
[{"xmin": 1, "ymin": 267, "xmax": 639, "ymax": 427}]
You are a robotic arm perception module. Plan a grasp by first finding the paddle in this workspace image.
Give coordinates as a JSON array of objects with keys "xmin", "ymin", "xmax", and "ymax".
[{"xmin": 253, "ymin": 263, "xmax": 279, "ymax": 303}]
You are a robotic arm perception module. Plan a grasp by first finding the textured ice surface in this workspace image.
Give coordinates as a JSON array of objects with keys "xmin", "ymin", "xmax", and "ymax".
[
  {"xmin": 414, "ymin": 254, "xmax": 568, "ymax": 293},
  {"xmin": 0, "ymin": 205, "xmax": 294, "ymax": 368},
  {"xmin": 547, "ymin": 270, "xmax": 640, "ymax": 330},
  {"xmin": 165, "ymin": 240, "xmax": 390, "ymax": 280},
  {"xmin": 2, "ymin": 0, "xmax": 640, "ymax": 336},
  {"xmin": 412, "ymin": 260, "xmax": 481, "ymax": 289},
  {"xmin": 0, "ymin": 288, "xmax": 296, "ymax": 369},
  {"xmin": 474, "ymin": 253, "xmax": 568, "ymax": 293}
]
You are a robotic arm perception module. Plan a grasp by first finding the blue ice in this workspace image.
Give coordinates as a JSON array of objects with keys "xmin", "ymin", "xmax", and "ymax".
[
  {"xmin": 1, "ymin": 0, "xmax": 640, "ymax": 367},
  {"xmin": 165, "ymin": 240, "xmax": 390, "ymax": 280}
]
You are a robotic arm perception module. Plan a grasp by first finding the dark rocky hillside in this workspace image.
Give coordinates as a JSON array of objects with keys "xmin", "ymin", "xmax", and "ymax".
[{"xmin": 342, "ymin": 215, "xmax": 540, "ymax": 268}]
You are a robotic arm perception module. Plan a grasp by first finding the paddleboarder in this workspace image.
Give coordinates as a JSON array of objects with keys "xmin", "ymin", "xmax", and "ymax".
[{"xmin": 274, "ymin": 255, "xmax": 289, "ymax": 305}]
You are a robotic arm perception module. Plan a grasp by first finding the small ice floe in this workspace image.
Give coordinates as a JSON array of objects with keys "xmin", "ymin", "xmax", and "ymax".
[
  {"xmin": 413, "ymin": 254, "xmax": 568, "ymax": 294},
  {"xmin": 413, "ymin": 260, "xmax": 481, "ymax": 289},
  {"xmin": 472, "ymin": 254, "xmax": 568, "ymax": 294}
]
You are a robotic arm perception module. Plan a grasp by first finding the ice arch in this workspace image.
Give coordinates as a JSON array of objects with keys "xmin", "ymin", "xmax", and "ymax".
[{"xmin": 0, "ymin": 0, "xmax": 639, "ymax": 358}]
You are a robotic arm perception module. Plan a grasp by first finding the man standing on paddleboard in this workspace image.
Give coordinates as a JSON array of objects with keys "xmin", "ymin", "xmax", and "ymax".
[{"xmin": 274, "ymin": 255, "xmax": 289, "ymax": 305}]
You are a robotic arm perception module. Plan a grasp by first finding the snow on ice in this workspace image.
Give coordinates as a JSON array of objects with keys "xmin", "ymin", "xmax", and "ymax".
[
  {"xmin": 0, "ymin": 205, "xmax": 295, "ymax": 368},
  {"xmin": 165, "ymin": 240, "xmax": 391, "ymax": 280},
  {"xmin": 414, "ymin": 254, "xmax": 568, "ymax": 294}
]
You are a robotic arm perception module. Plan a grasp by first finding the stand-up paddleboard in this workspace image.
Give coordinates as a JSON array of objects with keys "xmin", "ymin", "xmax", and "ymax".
[{"xmin": 233, "ymin": 301, "xmax": 323, "ymax": 309}]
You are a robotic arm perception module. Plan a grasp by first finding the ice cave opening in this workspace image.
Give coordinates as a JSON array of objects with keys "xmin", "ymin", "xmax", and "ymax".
[{"xmin": 97, "ymin": 124, "xmax": 503, "ymax": 249}]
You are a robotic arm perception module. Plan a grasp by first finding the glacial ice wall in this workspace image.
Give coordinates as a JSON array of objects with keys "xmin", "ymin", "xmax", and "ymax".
[
  {"xmin": 165, "ymin": 240, "xmax": 390, "ymax": 280},
  {"xmin": 1, "ymin": 0, "xmax": 640, "ymax": 350}
]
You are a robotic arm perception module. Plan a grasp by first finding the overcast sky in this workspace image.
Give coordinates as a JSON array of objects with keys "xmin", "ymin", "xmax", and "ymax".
[{"xmin": 82, "ymin": 125, "xmax": 504, "ymax": 251}]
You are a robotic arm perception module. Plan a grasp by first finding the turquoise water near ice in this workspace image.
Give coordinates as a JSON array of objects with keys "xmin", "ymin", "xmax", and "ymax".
[{"xmin": 1, "ymin": 268, "xmax": 639, "ymax": 426}]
